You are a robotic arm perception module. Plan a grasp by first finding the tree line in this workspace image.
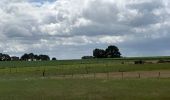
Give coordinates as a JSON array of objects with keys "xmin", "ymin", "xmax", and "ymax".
[
  {"xmin": 1, "ymin": 45, "xmax": 121, "ymax": 61},
  {"xmin": 0, "ymin": 53, "xmax": 56, "ymax": 61},
  {"xmin": 82, "ymin": 45, "xmax": 121, "ymax": 59}
]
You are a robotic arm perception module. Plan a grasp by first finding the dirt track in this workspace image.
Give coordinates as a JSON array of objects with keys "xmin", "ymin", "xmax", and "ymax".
[{"xmin": 51, "ymin": 70, "xmax": 170, "ymax": 79}]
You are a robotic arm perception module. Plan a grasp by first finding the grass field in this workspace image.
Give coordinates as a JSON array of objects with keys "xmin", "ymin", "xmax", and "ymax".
[
  {"xmin": 0, "ymin": 57, "xmax": 170, "ymax": 100},
  {"xmin": 1, "ymin": 78, "xmax": 170, "ymax": 100},
  {"xmin": 0, "ymin": 60, "xmax": 170, "ymax": 78}
]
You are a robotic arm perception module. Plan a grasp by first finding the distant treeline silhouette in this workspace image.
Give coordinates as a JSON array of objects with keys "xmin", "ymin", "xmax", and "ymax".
[
  {"xmin": 1, "ymin": 45, "xmax": 121, "ymax": 61},
  {"xmin": 82, "ymin": 45, "xmax": 121, "ymax": 59},
  {"xmin": 0, "ymin": 53, "xmax": 56, "ymax": 61}
]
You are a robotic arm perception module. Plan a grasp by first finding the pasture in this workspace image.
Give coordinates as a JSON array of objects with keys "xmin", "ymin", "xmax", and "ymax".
[
  {"xmin": 1, "ymin": 78, "xmax": 170, "ymax": 100},
  {"xmin": 0, "ymin": 57, "xmax": 170, "ymax": 100}
]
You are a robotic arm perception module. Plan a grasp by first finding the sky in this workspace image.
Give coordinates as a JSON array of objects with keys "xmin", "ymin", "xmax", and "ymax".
[{"xmin": 0, "ymin": 0, "xmax": 170, "ymax": 59}]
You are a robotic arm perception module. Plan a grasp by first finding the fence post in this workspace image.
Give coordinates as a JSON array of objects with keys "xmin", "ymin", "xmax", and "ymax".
[
  {"xmin": 158, "ymin": 72, "xmax": 160, "ymax": 79},
  {"xmin": 85, "ymin": 66, "xmax": 88, "ymax": 74},
  {"xmin": 106, "ymin": 64, "xmax": 109, "ymax": 80},
  {"xmin": 121, "ymin": 72, "xmax": 124, "ymax": 79},
  {"xmin": 107, "ymin": 72, "xmax": 109, "ymax": 80},
  {"xmin": 138, "ymin": 73, "xmax": 141, "ymax": 79},
  {"xmin": 42, "ymin": 69, "xmax": 45, "ymax": 77},
  {"xmin": 9, "ymin": 67, "xmax": 12, "ymax": 73},
  {"xmin": 72, "ymin": 72, "xmax": 74, "ymax": 78},
  {"xmin": 15, "ymin": 67, "xmax": 18, "ymax": 73}
]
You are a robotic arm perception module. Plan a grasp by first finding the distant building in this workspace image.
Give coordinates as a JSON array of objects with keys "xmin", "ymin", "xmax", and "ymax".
[
  {"xmin": 11, "ymin": 56, "xmax": 20, "ymax": 61},
  {"xmin": 28, "ymin": 59, "xmax": 37, "ymax": 61}
]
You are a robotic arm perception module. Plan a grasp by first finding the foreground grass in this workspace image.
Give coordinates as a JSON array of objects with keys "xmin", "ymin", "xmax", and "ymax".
[{"xmin": 0, "ymin": 78, "xmax": 170, "ymax": 100}]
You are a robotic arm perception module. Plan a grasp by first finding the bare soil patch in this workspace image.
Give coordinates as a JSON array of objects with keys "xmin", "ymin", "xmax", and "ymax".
[{"xmin": 50, "ymin": 70, "xmax": 170, "ymax": 79}]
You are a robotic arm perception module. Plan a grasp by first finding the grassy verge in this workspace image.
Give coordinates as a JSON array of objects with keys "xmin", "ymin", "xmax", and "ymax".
[{"xmin": 0, "ymin": 78, "xmax": 170, "ymax": 100}]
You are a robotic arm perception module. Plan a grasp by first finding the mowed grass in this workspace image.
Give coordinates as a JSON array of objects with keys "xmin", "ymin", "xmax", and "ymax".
[{"xmin": 0, "ymin": 78, "xmax": 170, "ymax": 100}]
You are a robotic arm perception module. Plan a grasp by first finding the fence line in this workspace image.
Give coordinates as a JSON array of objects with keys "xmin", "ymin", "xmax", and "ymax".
[{"xmin": 1, "ymin": 67, "xmax": 170, "ymax": 79}]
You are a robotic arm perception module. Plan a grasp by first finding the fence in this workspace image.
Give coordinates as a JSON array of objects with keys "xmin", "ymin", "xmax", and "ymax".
[
  {"xmin": 47, "ymin": 71, "xmax": 170, "ymax": 79},
  {"xmin": 1, "ymin": 67, "xmax": 170, "ymax": 79}
]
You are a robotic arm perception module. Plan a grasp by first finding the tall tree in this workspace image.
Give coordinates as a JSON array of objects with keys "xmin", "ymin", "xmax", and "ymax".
[
  {"xmin": 28, "ymin": 53, "xmax": 35, "ymax": 61},
  {"xmin": 0, "ymin": 53, "xmax": 11, "ymax": 61},
  {"xmin": 93, "ymin": 45, "xmax": 121, "ymax": 58},
  {"xmin": 21, "ymin": 53, "xmax": 29, "ymax": 61},
  {"xmin": 105, "ymin": 45, "xmax": 121, "ymax": 58},
  {"xmin": 39, "ymin": 55, "xmax": 50, "ymax": 61},
  {"xmin": 34, "ymin": 55, "xmax": 40, "ymax": 61},
  {"xmin": 93, "ymin": 48, "xmax": 106, "ymax": 58},
  {"xmin": 52, "ymin": 57, "xmax": 57, "ymax": 60}
]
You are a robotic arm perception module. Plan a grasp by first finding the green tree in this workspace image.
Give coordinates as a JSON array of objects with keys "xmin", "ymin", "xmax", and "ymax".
[
  {"xmin": 52, "ymin": 57, "xmax": 57, "ymax": 60},
  {"xmin": 105, "ymin": 45, "xmax": 121, "ymax": 58},
  {"xmin": 93, "ymin": 48, "xmax": 106, "ymax": 58},
  {"xmin": 21, "ymin": 53, "xmax": 29, "ymax": 61}
]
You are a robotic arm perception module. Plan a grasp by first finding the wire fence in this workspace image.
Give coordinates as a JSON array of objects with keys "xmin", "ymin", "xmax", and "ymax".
[
  {"xmin": 1, "ymin": 67, "xmax": 170, "ymax": 79},
  {"xmin": 47, "ymin": 71, "xmax": 170, "ymax": 79}
]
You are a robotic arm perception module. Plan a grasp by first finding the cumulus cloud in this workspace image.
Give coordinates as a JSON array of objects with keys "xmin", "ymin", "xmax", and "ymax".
[{"xmin": 0, "ymin": 0, "xmax": 170, "ymax": 59}]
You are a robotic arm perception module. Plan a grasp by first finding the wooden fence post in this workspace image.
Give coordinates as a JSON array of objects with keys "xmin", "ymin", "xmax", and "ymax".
[
  {"xmin": 138, "ymin": 73, "xmax": 141, "ymax": 79},
  {"xmin": 15, "ymin": 67, "xmax": 18, "ymax": 73},
  {"xmin": 121, "ymin": 72, "xmax": 124, "ymax": 79},
  {"xmin": 107, "ymin": 72, "xmax": 109, "ymax": 80},
  {"xmin": 43, "ymin": 69, "xmax": 45, "ymax": 77},
  {"xmin": 9, "ymin": 67, "xmax": 12, "ymax": 73},
  {"xmin": 85, "ymin": 66, "xmax": 88, "ymax": 74},
  {"xmin": 158, "ymin": 72, "xmax": 160, "ymax": 79},
  {"xmin": 106, "ymin": 64, "xmax": 109, "ymax": 80},
  {"xmin": 72, "ymin": 72, "xmax": 74, "ymax": 78}
]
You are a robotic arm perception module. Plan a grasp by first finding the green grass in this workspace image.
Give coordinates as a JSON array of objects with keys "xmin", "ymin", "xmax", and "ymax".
[
  {"xmin": 0, "ymin": 78, "xmax": 170, "ymax": 100},
  {"xmin": 0, "ymin": 62, "xmax": 170, "ymax": 78},
  {"xmin": 1, "ymin": 58, "xmax": 170, "ymax": 100},
  {"xmin": 1, "ymin": 56, "xmax": 170, "ymax": 68}
]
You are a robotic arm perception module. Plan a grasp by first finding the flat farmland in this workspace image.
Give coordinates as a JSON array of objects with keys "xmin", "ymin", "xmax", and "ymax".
[{"xmin": 0, "ymin": 58, "xmax": 170, "ymax": 100}]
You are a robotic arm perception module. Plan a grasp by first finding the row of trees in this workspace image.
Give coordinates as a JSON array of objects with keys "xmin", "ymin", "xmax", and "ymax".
[
  {"xmin": 1, "ymin": 45, "xmax": 121, "ymax": 61},
  {"xmin": 93, "ymin": 45, "xmax": 121, "ymax": 58},
  {"xmin": 0, "ymin": 53, "xmax": 56, "ymax": 61},
  {"xmin": 0, "ymin": 53, "xmax": 11, "ymax": 61},
  {"xmin": 21, "ymin": 53, "xmax": 50, "ymax": 61}
]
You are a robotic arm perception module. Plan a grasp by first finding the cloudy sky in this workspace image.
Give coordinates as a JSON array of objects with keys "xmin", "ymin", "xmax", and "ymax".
[{"xmin": 0, "ymin": 0, "xmax": 170, "ymax": 59}]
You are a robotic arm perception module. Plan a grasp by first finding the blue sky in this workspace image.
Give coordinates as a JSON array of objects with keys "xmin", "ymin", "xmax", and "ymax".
[{"xmin": 0, "ymin": 0, "xmax": 170, "ymax": 59}]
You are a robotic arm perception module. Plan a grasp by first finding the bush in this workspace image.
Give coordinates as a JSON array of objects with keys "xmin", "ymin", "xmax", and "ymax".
[
  {"xmin": 52, "ymin": 57, "xmax": 57, "ymax": 60},
  {"xmin": 134, "ymin": 60, "xmax": 145, "ymax": 64}
]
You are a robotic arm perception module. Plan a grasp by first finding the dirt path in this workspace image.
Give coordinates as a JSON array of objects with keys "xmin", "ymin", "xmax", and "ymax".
[{"xmin": 51, "ymin": 70, "xmax": 170, "ymax": 79}]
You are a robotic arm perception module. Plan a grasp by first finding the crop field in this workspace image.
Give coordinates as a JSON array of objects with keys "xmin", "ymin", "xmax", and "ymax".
[{"xmin": 0, "ymin": 57, "xmax": 170, "ymax": 100}]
